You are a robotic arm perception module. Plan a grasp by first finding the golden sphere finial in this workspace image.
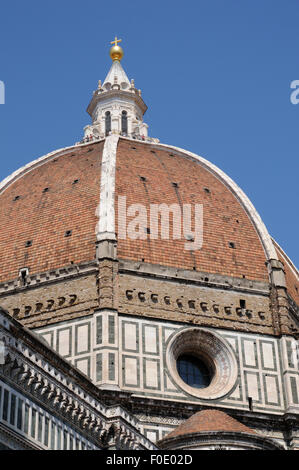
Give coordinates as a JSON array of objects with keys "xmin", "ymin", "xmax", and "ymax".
[{"xmin": 110, "ymin": 36, "xmax": 124, "ymax": 61}]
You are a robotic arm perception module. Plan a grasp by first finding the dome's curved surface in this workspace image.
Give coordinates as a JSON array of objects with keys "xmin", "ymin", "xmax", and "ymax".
[
  {"xmin": 115, "ymin": 139, "xmax": 269, "ymax": 281},
  {"xmin": 0, "ymin": 43, "xmax": 298, "ymax": 453},
  {"xmin": 0, "ymin": 141, "xmax": 103, "ymax": 282},
  {"xmin": 161, "ymin": 409, "xmax": 257, "ymax": 438},
  {"xmin": 157, "ymin": 409, "xmax": 285, "ymax": 450},
  {"xmin": 0, "ymin": 137, "xmax": 275, "ymax": 284}
]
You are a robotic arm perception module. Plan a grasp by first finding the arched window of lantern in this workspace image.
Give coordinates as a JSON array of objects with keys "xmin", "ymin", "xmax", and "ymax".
[
  {"xmin": 121, "ymin": 111, "xmax": 128, "ymax": 135},
  {"xmin": 105, "ymin": 111, "xmax": 111, "ymax": 136}
]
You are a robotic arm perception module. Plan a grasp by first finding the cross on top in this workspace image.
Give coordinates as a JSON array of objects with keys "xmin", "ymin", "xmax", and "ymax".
[{"xmin": 110, "ymin": 36, "xmax": 122, "ymax": 47}]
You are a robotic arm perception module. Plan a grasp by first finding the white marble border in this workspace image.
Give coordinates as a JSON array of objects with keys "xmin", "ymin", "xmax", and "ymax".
[{"xmin": 95, "ymin": 134, "xmax": 119, "ymax": 241}]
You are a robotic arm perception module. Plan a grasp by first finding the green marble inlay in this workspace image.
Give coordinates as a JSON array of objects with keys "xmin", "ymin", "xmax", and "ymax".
[
  {"xmin": 64, "ymin": 430, "xmax": 68, "ymax": 450},
  {"xmin": 75, "ymin": 322, "xmax": 91, "ymax": 355},
  {"xmin": 260, "ymin": 340, "xmax": 277, "ymax": 371},
  {"xmin": 24, "ymin": 404, "xmax": 30, "ymax": 434},
  {"xmin": 143, "ymin": 357, "xmax": 161, "ymax": 390},
  {"xmin": 96, "ymin": 353, "xmax": 102, "ymax": 382},
  {"xmin": 96, "ymin": 316, "xmax": 102, "ymax": 344},
  {"xmin": 40, "ymin": 331, "xmax": 54, "ymax": 349},
  {"xmin": 142, "ymin": 324, "xmax": 159, "ymax": 356},
  {"xmin": 38, "ymin": 413, "xmax": 43, "ymax": 442},
  {"xmin": 122, "ymin": 355, "xmax": 140, "ymax": 388},
  {"xmin": 44, "ymin": 417, "xmax": 49, "ymax": 447},
  {"xmin": 108, "ymin": 316, "xmax": 115, "ymax": 344},
  {"xmin": 287, "ymin": 341, "xmax": 295, "ymax": 368},
  {"xmin": 17, "ymin": 398, "xmax": 23, "ymax": 430},
  {"xmin": 262, "ymin": 374, "xmax": 281, "ymax": 406},
  {"xmin": 291, "ymin": 376, "xmax": 299, "ymax": 404},
  {"xmin": 10, "ymin": 394, "xmax": 16, "ymax": 426},
  {"xmin": 109, "ymin": 353, "xmax": 115, "ymax": 381},
  {"xmin": 2, "ymin": 389, "xmax": 8, "ymax": 421},
  {"xmin": 122, "ymin": 321, "xmax": 139, "ymax": 353},
  {"xmin": 57, "ymin": 426, "xmax": 62, "ymax": 450},
  {"xmin": 244, "ymin": 371, "xmax": 262, "ymax": 403},
  {"xmin": 144, "ymin": 428, "xmax": 158, "ymax": 441},
  {"xmin": 241, "ymin": 338, "xmax": 258, "ymax": 369},
  {"xmin": 74, "ymin": 357, "xmax": 91, "ymax": 377},
  {"xmin": 56, "ymin": 327, "xmax": 72, "ymax": 358},
  {"xmin": 31, "ymin": 409, "xmax": 36, "ymax": 438},
  {"xmin": 51, "ymin": 421, "xmax": 56, "ymax": 449}
]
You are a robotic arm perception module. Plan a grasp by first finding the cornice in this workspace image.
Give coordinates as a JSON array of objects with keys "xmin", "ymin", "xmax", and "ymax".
[
  {"xmin": 0, "ymin": 261, "xmax": 98, "ymax": 297},
  {"xmin": 87, "ymin": 89, "xmax": 147, "ymax": 117},
  {"xmin": 0, "ymin": 308, "xmax": 156, "ymax": 450},
  {"xmin": 118, "ymin": 259, "xmax": 270, "ymax": 296}
]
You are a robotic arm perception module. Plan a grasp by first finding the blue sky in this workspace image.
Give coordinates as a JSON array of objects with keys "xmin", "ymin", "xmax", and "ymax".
[{"xmin": 0, "ymin": 0, "xmax": 298, "ymax": 267}]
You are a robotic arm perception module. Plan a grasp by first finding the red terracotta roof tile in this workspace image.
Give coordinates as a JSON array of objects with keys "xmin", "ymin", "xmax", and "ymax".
[
  {"xmin": 163, "ymin": 409, "xmax": 256, "ymax": 439},
  {"xmin": 116, "ymin": 139, "xmax": 268, "ymax": 281},
  {"xmin": 0, "ymin": 141, "xmax": 103, "ymax": 282}
]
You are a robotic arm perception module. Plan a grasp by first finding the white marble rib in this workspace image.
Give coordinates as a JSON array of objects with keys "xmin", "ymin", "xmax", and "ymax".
[{"xmin": 95, "ymin": 134, "xmax": 119, "ymax": 241}]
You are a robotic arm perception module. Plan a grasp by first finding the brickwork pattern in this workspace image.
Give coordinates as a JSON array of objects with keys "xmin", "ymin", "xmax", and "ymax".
[
  {"xmin": 115, "ymin": 139, "xmax": 268, "ymax": 281},
  {"xmin": 0, "ymin": 141, "xmax": 103, "ymax": 282},
  {"xmin": 0, "ymin": 273, "xmax": 98, "ymax": 328},
  {"xmin": 119, "ymin": 273, "xmax": 275, "ymax": 335},
  {"xmin": 163, "ymin": 409, "xmax": 256, "ymax": 439}
]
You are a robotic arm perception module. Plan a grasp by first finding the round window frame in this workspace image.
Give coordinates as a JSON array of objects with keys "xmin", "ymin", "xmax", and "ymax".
[{"xmin": 166, "ymin": 327, "xmax": 238, "ymax": 400}]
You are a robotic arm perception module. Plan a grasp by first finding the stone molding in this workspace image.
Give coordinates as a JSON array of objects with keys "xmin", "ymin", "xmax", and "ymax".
[
  {"xmin": 118, "ymin": 259, "xmax": 270, "ymax": 295},
  {"xmin": 0, "ymin": 261, "xmax": 98, "ymax": 296},
  {"xmin": 0, "ymin": 423, "xmax": 42, "ymax": 450},
  {"xmin": 0, "ymin": 308, "xmax": 156, "ymax": 450}
]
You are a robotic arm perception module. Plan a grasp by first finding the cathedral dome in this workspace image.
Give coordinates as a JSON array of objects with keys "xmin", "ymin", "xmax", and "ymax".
[
  {"xmin": 0, "ymin": 40, "xmax": 298, "ymax": 452},
  {"xmin": 0, "ymin": 136, "xmax": 298, "ymax": 320},
  {"xmin": 0, "ymin": 40, "xmax": 297, "ymax": 337},
  {"xmin": 0, "ymin": 137, "xmax": 275, "ymax": 282},
  {"xmin": 157, "ymin": 409, "xmax": 284, "ymax": 450},
  {"xmin": 0, "ymin": 128, "xmax": 298, "ymax": 295}
]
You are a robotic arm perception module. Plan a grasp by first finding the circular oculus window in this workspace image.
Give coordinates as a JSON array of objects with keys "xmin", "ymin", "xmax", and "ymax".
[
  {"xmin": 166, "ymin": 327, "xmax": 238, "ymax": 400},
  {"xmin": 177, "ymin": 354, "xmax": 212, "ymax": 389}
]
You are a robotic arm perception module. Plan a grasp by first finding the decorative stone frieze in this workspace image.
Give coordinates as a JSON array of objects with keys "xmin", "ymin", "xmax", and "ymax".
[{"xmin": 0, "ymin": 307, "xmax": 156, "ymax": 450}]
